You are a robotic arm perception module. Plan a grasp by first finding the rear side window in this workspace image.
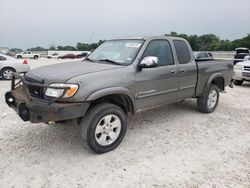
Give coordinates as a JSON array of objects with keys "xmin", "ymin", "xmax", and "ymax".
[
  {"xmin": 173, "ymin": 40, "xmax": 191, "ymax": 64},
  {"xmin": 142, "ymin": 40, "xmax": 174, "ymax": 66}
]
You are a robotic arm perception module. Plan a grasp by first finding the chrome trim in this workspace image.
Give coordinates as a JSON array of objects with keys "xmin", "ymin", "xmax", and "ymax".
[
  {"xmin": 137, "ymin": 88, "xmax": 178, "ymax": 99},
  {"xmin": 179, "ymin": 85, "xmax": 196, "ymax": 90}
]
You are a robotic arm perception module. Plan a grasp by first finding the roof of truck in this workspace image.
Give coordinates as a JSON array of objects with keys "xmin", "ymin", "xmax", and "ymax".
[{"xmin": 109, "ymin": 35, "xmax": 185, "ymax": 41}]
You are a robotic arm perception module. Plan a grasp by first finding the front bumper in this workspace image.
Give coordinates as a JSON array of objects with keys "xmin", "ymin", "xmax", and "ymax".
[
  {"xmin": 5, "ymin": 74, "xmax": 89, "ymax": 123},
  {"xmin": 233, "ymin": 71, "xmax": 250, "ymax": 81}
]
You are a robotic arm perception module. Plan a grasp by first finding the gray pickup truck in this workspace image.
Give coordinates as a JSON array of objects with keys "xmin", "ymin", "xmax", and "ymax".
[{"xmin": 5, "ymin": 36, "xmax": 233, "ymax": 153}]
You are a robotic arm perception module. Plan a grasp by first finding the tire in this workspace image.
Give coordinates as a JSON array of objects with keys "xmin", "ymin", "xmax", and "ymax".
[
  {"xmin": 34, "ymin": 55, "xmax": 39, "ymax": 59},
  {"xmin": 197, "ymin": 84, "xmax": 220, "ymax": 113},
  {"xmin": 233, "ymin": 79, "xmax": 243, "ymax": 86},
  {"xmin": 1, "ymin": 68, "xmax": 16, "ymax": 80},
  {"xmin": 17, "ymin": 55, "xmax": 22, "ymax": 59},
  {"xmin": 81, "ymin": 103, "xmax": 127, "ymax": 154}
]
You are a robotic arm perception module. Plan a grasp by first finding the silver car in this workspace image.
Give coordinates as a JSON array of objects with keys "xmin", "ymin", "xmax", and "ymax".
[
  {"xmin": 194, "ymin": 51, "xmax": 214, "ymax": 61},
  {"xmin": 0, "ymin": 54, "xmax": 30, "ymax": 80}
]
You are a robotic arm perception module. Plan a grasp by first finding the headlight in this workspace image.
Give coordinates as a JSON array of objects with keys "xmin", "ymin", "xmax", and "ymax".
[
  {"xmin": 45, "ymin": 83, "xmax": 79, "ymax": 98},
  {"xmin": 234, "ymin": 65, "xmax": 243, "ymax": 71}
]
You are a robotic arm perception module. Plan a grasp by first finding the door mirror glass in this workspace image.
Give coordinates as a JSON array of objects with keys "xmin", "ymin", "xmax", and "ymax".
[{"xmin": 139, "ymin": 56, "xmax": 159, "ymax": 68}]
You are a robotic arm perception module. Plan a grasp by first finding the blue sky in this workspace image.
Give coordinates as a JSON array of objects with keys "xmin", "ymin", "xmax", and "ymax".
[{"xmin": 1, "ymin": 0, "xmax": 250, "ymax": 49}]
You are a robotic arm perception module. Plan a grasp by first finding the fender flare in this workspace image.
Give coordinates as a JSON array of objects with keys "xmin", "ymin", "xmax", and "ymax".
[
  {"xmin": 86, "ymin": 87, "xmax": 133, "ymax": 101},
  {"xmin": 203, "ymin": 73, "xmax": 224, "ymax": 95},
  {"xmin": 86, "ymin": 87, "xmax": 135, "ymax": 113}
]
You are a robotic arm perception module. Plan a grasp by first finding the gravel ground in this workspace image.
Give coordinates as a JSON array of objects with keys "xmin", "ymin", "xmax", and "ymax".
[{"xmin": 0, "ymin": 59, "xmax": 250, "ymax": 187}]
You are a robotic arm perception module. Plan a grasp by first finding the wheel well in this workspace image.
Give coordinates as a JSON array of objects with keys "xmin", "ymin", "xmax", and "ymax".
[
  {"xmin": 91, "ymin": 94, "xmax": 134, "ymax": 114},
  {"xmin": 1, "ymin": 67, "xmax": 16, "ymax": 73},
  {"xmin": 211, "ymin": 77, "xmax": 224, "ymax": 91}
]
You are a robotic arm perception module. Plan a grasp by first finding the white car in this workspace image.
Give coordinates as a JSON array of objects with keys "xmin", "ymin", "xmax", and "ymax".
[
  {"xmin": 47, "ymin": 52, "xmax": 60, "ymax": 59},
  {"xmin": 233, "ymin": 56, "xmax": 250, "ymax": 85},
  {"xmin": 0, "ymin": 54, "xmax": 30, "ymax": 80},
  {"xmin": 15, "ymin": 51, "xmax": 40, "ymax": 59}
]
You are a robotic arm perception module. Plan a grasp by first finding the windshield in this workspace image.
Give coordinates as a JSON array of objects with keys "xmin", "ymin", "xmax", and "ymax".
[{"xmin": 88, "ymin": 40, "xmax": 144, "ymax": 65}]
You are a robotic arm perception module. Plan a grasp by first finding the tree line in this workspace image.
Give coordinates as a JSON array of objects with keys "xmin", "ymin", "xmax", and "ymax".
[
  {"xmin": 165, "ymin": 32, "xmax": 250, "ymax": 51},
  {"xmin": 11, "ymin": 32, "xmax": 250, "ymax": 53}
]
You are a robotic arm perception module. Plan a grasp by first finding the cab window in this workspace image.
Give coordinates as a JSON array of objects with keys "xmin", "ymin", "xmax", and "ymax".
[
  {"xmin": 142, "ymin": 40, "xmax": 174, "ymax": 66},
  {"xmin": 173, "ymin": 40, "xmax": 191, "ymax": 64}
]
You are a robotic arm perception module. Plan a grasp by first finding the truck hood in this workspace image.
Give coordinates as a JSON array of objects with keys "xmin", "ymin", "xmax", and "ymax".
[{"xmin": 25, "ymin": 61, "xmax": 123, "ymax": 84}]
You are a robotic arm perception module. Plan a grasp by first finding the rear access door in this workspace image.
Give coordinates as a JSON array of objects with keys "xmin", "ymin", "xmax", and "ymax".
[{"xmin": 172, "ymin": 40, "xmax": 197, "ymax": 99}]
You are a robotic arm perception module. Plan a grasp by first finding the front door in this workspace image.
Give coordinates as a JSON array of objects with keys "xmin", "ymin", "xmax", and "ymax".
[{"xmin": 135, "ymin": 39, "xmax": 179, "ymax": 111}]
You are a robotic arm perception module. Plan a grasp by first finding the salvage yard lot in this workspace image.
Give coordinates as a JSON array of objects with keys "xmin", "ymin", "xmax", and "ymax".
[{"xmin": 0, "ymin": 59, "xmax": 250, "ymax": 187}]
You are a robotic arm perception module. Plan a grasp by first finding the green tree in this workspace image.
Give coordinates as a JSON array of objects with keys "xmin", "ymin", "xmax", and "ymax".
[{"xmin": 27, "ymin": 46, "xmax": 47, "ymax": 51}]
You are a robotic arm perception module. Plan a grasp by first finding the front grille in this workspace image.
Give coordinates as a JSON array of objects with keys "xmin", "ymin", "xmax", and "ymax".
[
  {"xmin": 244, "ymin": 66, "xmax": 250, "ymax": 71},
  {"xmin": 24, "ymin": 75, "xmax": 44, "ymax": 99}
]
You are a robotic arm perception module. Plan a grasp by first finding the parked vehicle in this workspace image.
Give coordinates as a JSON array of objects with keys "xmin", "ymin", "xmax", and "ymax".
[
  {"xmin": 15, "ymin": 51, "xmax": 40, "ymax": 59},
  {"xmin": 77, "ymin": 51, "xmax": 91, "ymax": 58},
  {"xmin": 58, "ymin": 54, "xmax": 78, "ymax": 59},
  {"xmin": 233, "ymin": 48, "xmax": 249, "ymax": 65},
  {"xmin": 47, "ymin": 52, "xmax": 60, "ymax": 59},
  {"xmin": 233, "ymin": 56, "xmax": 250, "ymax": 85},
  {"xmin": 5, "ymin": 36, "xmax": 233, "ymax": 153},
  {"xmin": 243, "ymin": 55, "xmax": 250, "ymax": 61},
  {"xmin": 0, "ymin": 54, "xmax": 30, "ymax": 80},
  {"xmin": 194, "ymin": 51, "xmax": 214, "ymax": 61}
]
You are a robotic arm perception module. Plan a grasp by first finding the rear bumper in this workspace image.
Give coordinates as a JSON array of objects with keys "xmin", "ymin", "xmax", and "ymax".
[{"xmin": 5, "ymin": 74, "xmax": 90, "ymax": 123}]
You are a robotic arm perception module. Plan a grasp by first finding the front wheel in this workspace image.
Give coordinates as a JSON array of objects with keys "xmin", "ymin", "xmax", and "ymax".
[
  {"xmin": 81, "ymin": 103, "xmax": 127, "ymax": 154},
  {"xmin": 233, "ymin": 79, "xmax": 243, "ymax": 86},
  {"xmin": 1, "ymin": 68, "xmax": 16, "ymax": 80},
  {"xmin": 197, "ymin": 84, "xmax": 219, "ymax": 113}
]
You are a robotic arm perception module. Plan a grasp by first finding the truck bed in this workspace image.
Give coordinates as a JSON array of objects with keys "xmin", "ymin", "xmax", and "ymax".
[{"xmin": 195, "ymin": 60, "xmax": 234, "ymax": 96}]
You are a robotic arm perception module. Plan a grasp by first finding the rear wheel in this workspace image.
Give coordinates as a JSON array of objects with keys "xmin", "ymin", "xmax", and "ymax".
[
  {"xmin": 197, "ymin": 84, "xmax": 219, "ymax": 113},
  {"xmin": 34, "ymin": 55, "xmax": 39, "ymax": 59},
  {"xmin": 233, "ymin": 79, "xmax": 243, "ymax": 86},
  {"xmin": 17, "ymin": 55, "xmax": 22, "ymax": 59},
  {"xmin": 81, "ymin": 103, "xmax": 127, "ymax": 154},
  {"xmin": 1, "ymin": 68, "xmax": 16, "ymax": 80}
]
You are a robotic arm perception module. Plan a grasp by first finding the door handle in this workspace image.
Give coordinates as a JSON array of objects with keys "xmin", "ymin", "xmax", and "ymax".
[
  {"xmin": 180, "ymin": 69, "xmax": 185, "ymax": 73},
  {"xmin": 170, "ymin": 70, "xmax": 176, "ymax": 74}
]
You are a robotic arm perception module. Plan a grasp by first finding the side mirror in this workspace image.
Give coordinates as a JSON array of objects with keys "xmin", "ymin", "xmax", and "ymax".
[{"xmin": 139, "ymin": 56, "xmax": 159, "ymax": 69}]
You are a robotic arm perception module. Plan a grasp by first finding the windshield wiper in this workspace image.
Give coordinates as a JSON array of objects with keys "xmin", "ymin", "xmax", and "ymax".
[{"xmin": 99, "ymin": 59, "xmax": 122, "ymax": 65}]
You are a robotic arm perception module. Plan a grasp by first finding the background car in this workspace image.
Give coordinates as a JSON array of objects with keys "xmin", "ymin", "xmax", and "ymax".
[
  {"xmin": 47, "ymin": 52, "xmax": 60, "ymax": 59},
  {"xmin": 194, "ymin": 51, "xmax": 214, "ymax": 61},
  {"xmin": 15, "ymin": 51, "xmax": 40, "ymax": 59},
  {"xmin": 233, "ymin": 47, "xmax": 250, "ymax": 65},
  {"xmin": 233, "ymin": 55, "xmax": 250, "ymax": 85},
  {"xmin": 77, "ymin": 51, "xmax": 91, "ymax": 58},
  {"xmin": 243, "ymin": 55, "xmax": 250, "ymax": 61},
  {"xmin": 58, "ymin": 54, "xmax": 78, "ymax": 59},
  {"xmin": 0, "ymin": 54, "xmax": 30, "ymax": 80}
]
